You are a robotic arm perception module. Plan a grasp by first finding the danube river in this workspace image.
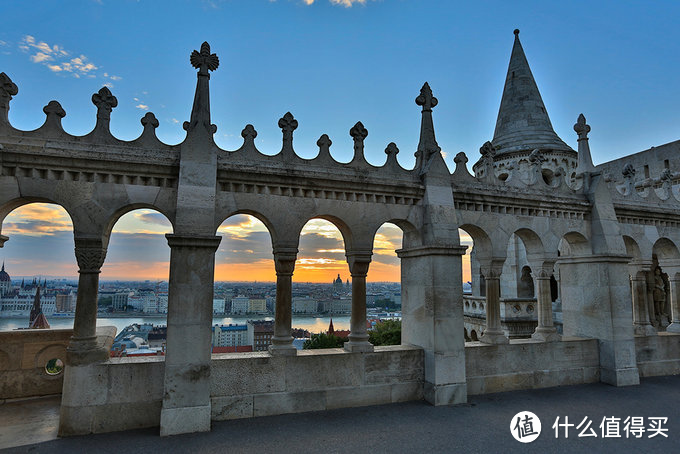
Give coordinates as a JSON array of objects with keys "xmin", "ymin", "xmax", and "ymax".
[{"xmin": 0, "ymin": 315, "xmax": 350, "ymax": 334}]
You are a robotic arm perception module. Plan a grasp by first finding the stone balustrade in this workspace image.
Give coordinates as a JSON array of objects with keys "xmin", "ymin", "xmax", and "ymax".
[{"xmin": 0, "ymin": 328, "xmax": 72, "ymax": 400}]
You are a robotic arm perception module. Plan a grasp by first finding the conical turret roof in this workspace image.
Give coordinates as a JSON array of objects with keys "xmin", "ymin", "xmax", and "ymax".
[{"xmin": 492, "ymin": 30, "xmax": 573, "ymax": 155}]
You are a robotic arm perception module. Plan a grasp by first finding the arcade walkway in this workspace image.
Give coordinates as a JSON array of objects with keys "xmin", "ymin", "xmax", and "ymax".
[{"xmin": 1, "ymin": 376, "xmax": 678, "ymax": 453}]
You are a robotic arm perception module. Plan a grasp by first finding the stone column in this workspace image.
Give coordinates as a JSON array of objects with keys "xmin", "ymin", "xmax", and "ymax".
[
  {"xmin": 344, "ymin": 251, "xmax": 373, "ymax": 352},
  {"xmin": 160, "ymin": 234, "xmax": 221, "ymax": 437},
  {"xmin": 480, "ymin": 263, "xmax": 508, "ymax": 344},
  {"xmin": 665, "ymin": 267, "xmax": 680, "ymax": 333},
  {"xmin": 629, "ymin": 262, "xmax": 656, "ymax": 336},
  {"xmin": 269, "ymin": 248, "xmax": 297, "ymax": 356},
  {"xmin": 67, "ymin": 237, "xmax": 109, "ymax": 364},
  {"xmin": 531, "ymin": 264, "xmax": 561, "ymax": 342},
  {"xmin": 397, "ymin": 245, "xmax": 468, "ymax": 405}
]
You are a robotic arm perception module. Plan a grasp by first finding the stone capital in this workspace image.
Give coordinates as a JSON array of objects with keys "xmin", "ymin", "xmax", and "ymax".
[
  {"xmin": 165, "ymin": 234, "xmax": 221, "ymax": 250},
  {"xmin": 479, "ymin": 259, "xmax": 505, "ymax": 279},
  {"xmin": 396, "ymin": 245, "xmax": 467, "ymax": 259},
  {"xmin": 274, "ymin": 249, "xmax": 297, "ymax": 276},
  {"xmin": 74, "ymin": 237, "xmax": 107, "ymax": 273},
  {"xmin": 346, "ymin": 250, "xmax": 372, "ymax": 276},
  {"xmin": 0, "ymin": 234, "xmax": 8, "ymax": 247}
]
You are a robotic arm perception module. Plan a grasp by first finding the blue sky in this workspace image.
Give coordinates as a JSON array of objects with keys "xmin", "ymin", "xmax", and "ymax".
[
  {"xmin": 2, "ymin": 0, "xmax": 679, "ymax": 168},
  {"xmin": 1, "ymin": 0, "xmax": 679, "ymax": 281}
]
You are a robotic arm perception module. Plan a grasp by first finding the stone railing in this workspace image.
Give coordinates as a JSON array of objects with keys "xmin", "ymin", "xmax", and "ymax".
[{"xmin": 0, "ymin": 328, "xmax": 72, "ymax": 400}]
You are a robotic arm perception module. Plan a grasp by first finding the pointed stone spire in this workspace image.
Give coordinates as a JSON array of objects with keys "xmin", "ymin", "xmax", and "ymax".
[
  {"xmin": 492, "ymin": 30, "xmax": 572, "ymax": 155},
  {"xmin": 183, "ymin": 41, "xmax": 219, "ymax": 138},
  {"xmin": 415, "ymin": 82, "xmax": 442, "ymax": 172},
  {"xmin": 574, "ymin": 113, "xmax": 595, "ymax": 174}
]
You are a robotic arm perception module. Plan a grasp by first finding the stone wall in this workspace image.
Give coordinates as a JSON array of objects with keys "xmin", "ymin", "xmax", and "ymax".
[
  {"xmin": 0, "ymin": 328, "xmax": 72, "ymax": 400},
  {"xmin": 635, "ymin": 333, "xmax": 680, "ymax": 377},
  {"xmin": 465, "ymin": 338, "xmax": 600, "ymax": 395},
  {"xmin": 60, "ymin": 345, "xmax": 424, "ymax": 435}
]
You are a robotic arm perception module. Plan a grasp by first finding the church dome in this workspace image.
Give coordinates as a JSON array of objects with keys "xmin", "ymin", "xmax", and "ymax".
[{"xmin": 0, "ymin": 262, "xmax": 10, "ymax": 282}]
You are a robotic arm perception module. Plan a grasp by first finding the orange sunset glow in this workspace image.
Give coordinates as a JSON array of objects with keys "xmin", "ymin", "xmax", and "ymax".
[{"xmin": 0, "ymin": 203, "xmax": 472, "ymax": 283}]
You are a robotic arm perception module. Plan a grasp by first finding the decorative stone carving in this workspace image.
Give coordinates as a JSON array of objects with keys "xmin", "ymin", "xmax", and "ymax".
[
  {"xmin": 0, "ymin": 72, "xmax": 18, "ymax": 124},
  {"xmin": 573, "ymin": 113, "xmax": 591, "ymax": 139},
  {"xmin": 528, "ymin": 148, "xmax": 546, "ymax": 164},
  {"xmin": 190, "ymin": 41, "xmax": 219, "ymax": 75},
  {"xmin": 622, "ymin": 163, "xmax": 636, "ymax": 179},
  {"xmin": 415, "ymin": 81, "xmax": 438, "ymax": 112},
  {"xmin": 653, "ymin": 267, "xmax": 668, "ymax": 326},
  {"xmin": 454, "ymin": 151, "xmax": 467, "ymax": 165},
  {"xmin": 141, "ymin": 112, "xmax": 159, "ymax": 129},
  {"xmin": 278, "ymin": 112, "xmax": 298, "ymax": 157},
  {"xmin": 92, "ymin": 87, "xmax": 118, "ymax": 121},
  {"xmin": 42, "ymin": 100, "xmax": 66, "ymax": 131},
  {"xmin": 74, "ymin": 239, "xmax": 108, "ymax": 273},
  {"xmin": 350, "ymin": 121, "xmax": 368, "ymax": 162},
  {"xmin": 241, "ymin": 124, "xmax": 257, "ymax": 141}
]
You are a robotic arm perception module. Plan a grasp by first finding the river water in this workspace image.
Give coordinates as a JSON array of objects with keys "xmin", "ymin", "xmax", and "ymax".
[{"xmin": 0, "ymin": 315, "xmax": 350, "ymax": 334}]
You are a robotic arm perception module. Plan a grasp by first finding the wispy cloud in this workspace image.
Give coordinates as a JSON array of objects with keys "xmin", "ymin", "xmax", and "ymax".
[
  {"xmin": 18, "ymin": 35, "xmax": 121, "ymax": 82},
  {"xmin": 135, "ymin": 104, "xmax": 149, "ymax": 110},
  {"xmin": 303, "ymin": 0, "xmax": 371, "ymax": 6}
]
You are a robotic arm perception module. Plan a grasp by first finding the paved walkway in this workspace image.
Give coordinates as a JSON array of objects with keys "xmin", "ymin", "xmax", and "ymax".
[{"xmin": 2, "ymin": 376, "xmax": 679, "ymax": 453}]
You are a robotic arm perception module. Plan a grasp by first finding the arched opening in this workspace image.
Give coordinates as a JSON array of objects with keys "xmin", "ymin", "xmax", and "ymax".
[
  {"xmin": 296, "ymin": 218, "xmax": 349, "ymax": 346},
  {"xmin": 651, "ymin": 238, "xmax": 680, "ymax": 330},
  {"xmin": 104, "ymin": 208, "xmax": 173, "ymax": 357},
  {"xmin": 518, "ymin": 265, "xmax": 534, "ymax": 298},
  {"xmin": 0, "ymin": 203, "xmax": 76, "ymax": 331},
  {"xmin": 213, "ymin": 213, "xmax": 275, "ymax": 353}
]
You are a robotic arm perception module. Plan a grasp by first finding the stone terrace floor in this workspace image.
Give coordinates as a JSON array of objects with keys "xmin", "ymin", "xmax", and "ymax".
[{"xmin": 1, "ymin": 376, "xmax": 679, "ymax": 453}]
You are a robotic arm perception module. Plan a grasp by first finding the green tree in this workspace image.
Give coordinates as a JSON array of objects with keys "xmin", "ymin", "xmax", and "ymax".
[
  {"xmin": 369, "ymin": 319, "xmax": 401, "ymax": 346},
  {"xmin": 303, "ymin": 333, "xmax": 347, "ymax": 349}
]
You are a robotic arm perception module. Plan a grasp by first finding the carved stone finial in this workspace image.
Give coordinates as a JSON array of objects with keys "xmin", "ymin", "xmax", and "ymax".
[
  {"xmin": 317, "ymin": 134, "xmax": 332, "ymax": 149},
  {"xmin": 0, "ymin": 72, "xmax": 18, "ymax": 102},
  {"xmin": 43, "ymin": 100, "xmax": 66, "ymax": 118},
  {"xmin": 622, "ymin": 163, "xmax": 636, "ymax": 179},
  {"xmin": 480, "ymin": 141, "xmax": 496, "ymax": 158},
  {"xmin": 415, "ymin": 82, "xmax": 438, "ymax": 112},
  {"xmin": 514, "ymin": 29, "xmax": 520, "ymax": 36},
  {"xmin": 140, "ymin": 112, "xmax": 159, "ymax": 129},
  {"xmin": 574, "ymin": 113, "xmax": 591, "ymax": 140},
  {"xmin": 385, "ymin": 142, "xmax": 399, "ymax": 156},
  {"xmin": 241, "ymin": 124, "xmax": 257, "ymax": 140},
  {"xmin": 0, "ymin": 72, "xmax": 19, "ymax": 125},
  {"xmin": 190, "ymin": 41, "xmax": 219, "ymax": 75},
  {"xmin": 454, "ymin": 152, "xmax": 468, "ymax": 165},
  {"xmin": 350, "ymin": 121, "xmax": 368, "ymax": 142},
  {"xmin": 91, "ymin": 86, "xmax": 118, "ymax": 120},
  {"xmin": 279, "ymin": 112, "xmax": 298, "ymax": 156}
]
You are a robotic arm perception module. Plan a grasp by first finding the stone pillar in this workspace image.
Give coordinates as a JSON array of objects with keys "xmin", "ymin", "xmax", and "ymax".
[
  {"xmin": 559, "ymin": 254, "xmax": 639, "ymax": 386},
  {"xmin": 646, "ymin": 270, "xmax": 657, "ymax": 327},
  {"xmin": 479, "ymin": 263, "xmax": 508, "ymax": 344},
  {"xmin": 160, "ymin": 234, "xmax": 221, "ymax": 437},
  {"xmin": 344, "ymin": 251, "xmax": 373, "ymax": 352},
  {"xmin": 629, "ymin": 262, "xmax": 656, "ymax": 336},
  {"xmin": 664, "ymin": 267, "xmax": 680, "ymax": 333},
  {"xmin": 398, "ymin": 245, "xmax": 468, "ymax": 405},
  {"xmin": 531, "ymin": 264, "xmax": 561, "ymax": 342},
  {"xmin": 68, "ymin": 237, "xmax": 109, "ymax": 364},
  {"xmin": 269, "ymin": 248, "xmax": 297, "ymax": 356}
]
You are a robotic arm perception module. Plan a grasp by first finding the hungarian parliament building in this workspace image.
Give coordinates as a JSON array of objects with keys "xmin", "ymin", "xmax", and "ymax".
[{"xmin": 0, "ymin": 263, "xmax": 74, "ymax": 317}]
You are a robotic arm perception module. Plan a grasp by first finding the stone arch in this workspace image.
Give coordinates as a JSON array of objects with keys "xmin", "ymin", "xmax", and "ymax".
[
  {"xmin": 215, "ymin": 213, "xmax": 276, "ymax": 285},
  {"xmin": 297, "ymin": 214, "xmax": 354, "ymax": 253},
  {"xmin": 217, "ymin": 210, "xmax": 277, "ymax": 247},
  {"xmin": 459, "ymin": 224, "xmax": 498, "ymax": 297},
  {"xmin": 559, "ymin": 231, "xmax": 592, "ymax": 256},
  {"xmin": 368, "ymin": 221, "xmax": 412, "ymax": 284},
  {"xmin": 370, "ymin": 218, "xmax": 420, "ymax": 250},
  {"xmin": 623, "ymin": 235, "xmax": 642, "ymax": 259},
  {"xmin": 513, "ymin": 228, "xmax": 545, "ymax": 258},
  {"xmin": 470, "ymin": 329, "xmax": 479, "ymax": 341},
  {"xmin": 652, "ymin": 238, "xmax": 680, "ymax": 261},
  {"xmin": 0, "ymin": 198, "xmax": 76, "ymax": 240},
  {"xmin": 103, "ymin": 204, "xmax": 176, "ymax": 245}
]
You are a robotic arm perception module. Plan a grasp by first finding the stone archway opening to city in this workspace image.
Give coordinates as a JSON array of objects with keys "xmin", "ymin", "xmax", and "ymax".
[
  {"xmin": 0, "ymin": 202, "xmax": 76, "ymax": 330},
  {"xmin": 104, "ymin": 208, "xmax": 173, "ymax": 358},
  {"xmin": 213, "ymin": 213, "xmax": 275, "ymax": 353}
]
